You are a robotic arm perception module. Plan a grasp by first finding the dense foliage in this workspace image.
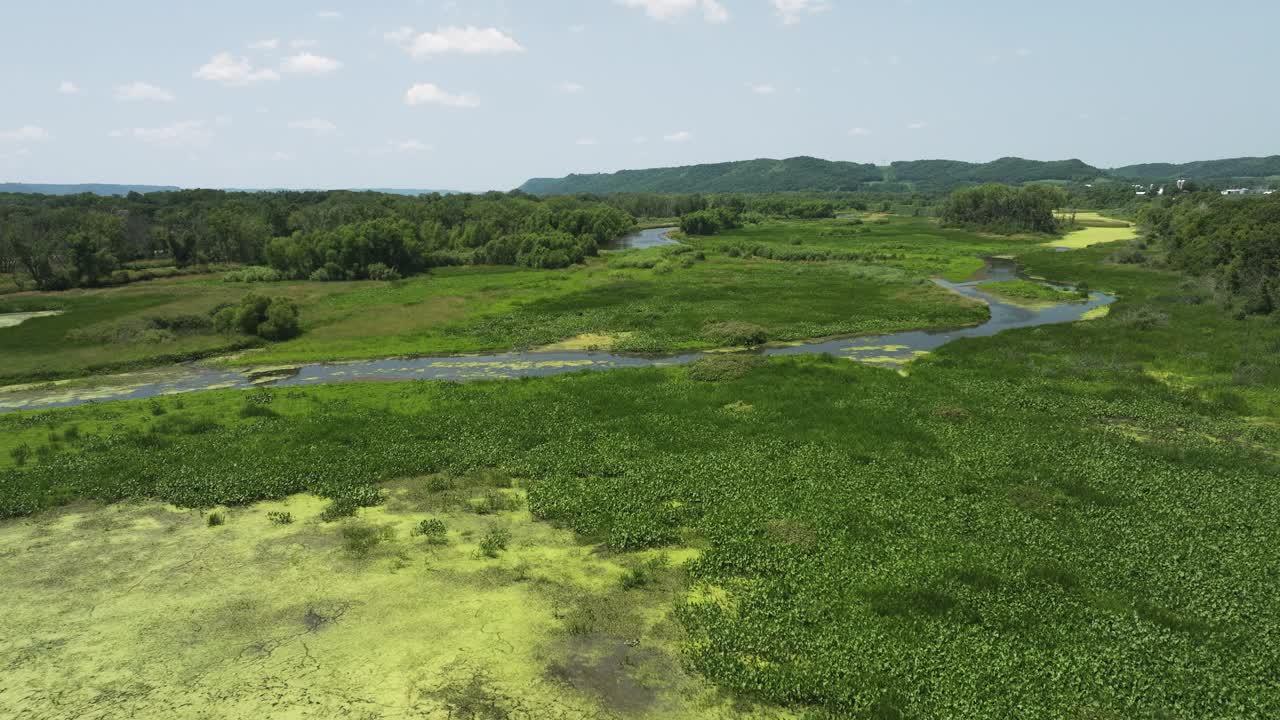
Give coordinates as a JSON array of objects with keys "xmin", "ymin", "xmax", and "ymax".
[
  {"xmin": 0, "ymin": 190, "xmax": 633, "ymax": 289},
  {"xmin": 939, "ymin": 184, "xmax": 1065, "ymax": 234},
  {"xmin": 212, "ymin": 294, "xmax": 301, "ymax": 341},
  {"xmin": 1143, "ymin": 192, "xmax": 1280, "ymax": 313},
  {"xmin": 679, "ymin": 208, "xmax": 743, "ymax": 236}
]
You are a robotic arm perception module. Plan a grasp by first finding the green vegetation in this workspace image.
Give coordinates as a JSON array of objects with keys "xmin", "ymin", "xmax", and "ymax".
[
  {"xmin": 981, "ymin": 279, "xmax": 1087, "ymax": 305},
  {"xmin": 212, "ymin": 293, "xmax": 301, "ymax": 341},
  {"xmin": 2, "ymin": 233, "xmax": 1279, "ymax": 717},
  {"xmin": 2, "ymin": 216, "xmax": 1031, "ymax": 383},
  {"xmin": 5, "ymin": 177, "xmax": 1280, "ymax": 719},
  {"xmin": 0, "ymin": 189, "xmax": 633, "ymax": 291},
  {"xmin": 939, "ymin": 183, "xmax": 1065, "ymax": 234},
  {"xmin": 1142, "ymin": 192, "xmax": 1280, "ymax": 314}
]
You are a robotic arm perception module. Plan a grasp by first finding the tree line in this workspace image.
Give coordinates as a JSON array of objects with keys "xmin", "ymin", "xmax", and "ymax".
[
  {"xmin": 1142, "ymin": 193, "xmax": 1280, "ymax": 314},
  {"xmin": 938, "ymin": 184, "xmax": 1066, "ymax": 234},
  {"xmin": 0, "ymin": 190, "xmax": 633, "ymax": 290}
]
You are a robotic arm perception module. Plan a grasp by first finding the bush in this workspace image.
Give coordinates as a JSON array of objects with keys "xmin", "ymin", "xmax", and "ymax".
[
  {"xmin": 9, "ymin": 443, "xmax": 32, "ymax": 467},
  {"xmin": 320, "ymin": 497, "xmax": 361, "ymax": 522},
  {"xmin": 365, "ymin": 262, "xmax": 402, "ymax": 281},
  {"xmin": 206, "ymin": 511, "xmax": 225, "ymax": 527},
  {"xmin": 470, "ymin": 490, "xmax": 522, "ymax": 515},
  {"xmin": 477, "ymin": 525, "xmax": 511, "ymax": 558},
  {"xmin": 342, "ymin": 524, "xmax": 394, "ymax": 557},
  {"xmin": 620, "ymin": 554, "xmax": 670, "ymax": 590},
  {"xmin": 412, "ymin": 518, "xmax": 449, "ymax": 544},
  {"xmin": 686, "ymin": 353, "xmax": 765, "ymax": 382},
  {"xmin": 703, "ymin": 321, "xmax": 768, "ymax": 347},
  {"xmin": 224, "ymin": 266, "xmax": 282, "ymax": 283},
  {"xmin": 213, "ymin": 293, "xmax": 301, "ymax": 341}
]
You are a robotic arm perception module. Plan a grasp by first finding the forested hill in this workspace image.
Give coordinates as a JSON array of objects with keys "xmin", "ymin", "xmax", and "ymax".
[
  {"xmin": 520, "ymin": 154, "xmax": 1280, "ymax": 194},
  {"xmin": 1109, "ymin": 156, "xmax": 1280, "ymax": 184},
  {"xmin": 0, "ymin": 183, "xmax": 182, "ymax": 196},
  {"xmin": 520, "ymin": 157, "xmax": 883, "ymax": 195},
  {"xmin": 520, "ymin": 156, "xmax": 1102, "ymax": 194}
]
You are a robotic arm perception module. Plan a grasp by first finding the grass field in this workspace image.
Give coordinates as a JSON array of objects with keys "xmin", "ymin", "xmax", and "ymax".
[
  {"xmin": 981, "ymin": 279, "xmax": 1087, "ymax": 306},
  {"xmin": 0, "ymin": 217, "xmax": 1047, "ymax": 384},
  {"xmin": 2, "ymin": 235, "xmax": 1279, "ymax": 717}
]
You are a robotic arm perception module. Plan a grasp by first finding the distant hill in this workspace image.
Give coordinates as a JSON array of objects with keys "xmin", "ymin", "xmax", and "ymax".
[
  {"xmin": 520, "ymin": 154, "xmax": 1280, "ymax": 195},
  {"xmin": 0, "ymin": 183, "xmax": 181, "ymax": 196},
  {"xmin": 887, "ymin": 158, "xmax": 1101, "ymax": 187},
  {"xmin": 1109, "ymin": 156, "xmax": 1280, "ymax": 184},
  {"xmin": 520, "ymin": 156, "xmax": 1102, "ymax": 195},
  {"xmin": 520, "ymin": 157, "xmax": 883, "ymax": 195},
  {"xmin": 0, "ymin": 184, "xmax": 461, "ymax": 197}
]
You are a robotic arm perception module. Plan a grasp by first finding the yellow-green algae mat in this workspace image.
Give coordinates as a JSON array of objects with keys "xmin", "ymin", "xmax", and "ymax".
[{"xmin": 0, "ymin": 485, "xmax": 796, "ymax": 719}]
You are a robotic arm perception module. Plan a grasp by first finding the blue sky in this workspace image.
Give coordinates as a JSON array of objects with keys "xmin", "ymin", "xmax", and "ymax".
[{"xmin": 2, "ymin": 0, "xmax": 1276, "ymax": 191}]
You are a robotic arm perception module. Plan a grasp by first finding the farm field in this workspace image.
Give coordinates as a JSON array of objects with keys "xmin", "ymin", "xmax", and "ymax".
[{"xmin": 3, "ymin": 237, "xmax": 1279, "ymax": 718}]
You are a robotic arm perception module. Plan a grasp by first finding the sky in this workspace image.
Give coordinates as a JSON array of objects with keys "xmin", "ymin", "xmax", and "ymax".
[{"xmin": 1, "ymin": 0, "xmax": 1277, "ymax": 191}]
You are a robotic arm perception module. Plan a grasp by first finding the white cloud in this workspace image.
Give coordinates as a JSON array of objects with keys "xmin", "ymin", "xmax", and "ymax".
[
  {"xmin": 0, "ymin": 126, "xmax": 50, "ymax": 143},
  {"xmin": 749, "ymin": 83, "xmax": 776, "ymax": 95},
  {"xmin": 575, "ymin": 137, "xmax": 598, "ymax": 146},
  {"xmin": 1016, "ymin": 47, "xmax": 1032, "ymax": 57},
  {"xmin": 773, "ymin": 0, "xmax": 831, "ymax": 24},
  {"xmin": 558, "ymin": 81, "xmax": 585, "ymax": 94},
  {"xmin": 663, "ymin": 130, "xmax": 692, "ymax": 142},
  {"xmin": 290, "ymin": 39, "xmax": 318, "ymax": 49},
  {"xmin": 619, "ymin": 0, "xmax": 730, "ymax": 23},
  {"xmin": 112, "ymin": 121, "xmax": 210, "ymax": 146},
  {"xmin": 404, "ymin": 83, "xmax": 480, "ymax": 108},
  {"xmin": 848, "ymin": 127, "xmax": 871, "ymax": 136},
  {"xmin": 249, "ymin": 38, "xmax": 280, "ymax": 50},
  {"xmin": 317, "ymin": 10, "xmax": 342, "ymax": 19},
  {"xmin": 386, "ymin": 26, "xmax": 524, "ymax": 59},
  {"xmin": 280, "ymin": 52, "xmax": 342, "ymax": 74},
  {"xmin": 568, "ymin": 24, "xmax": 587, "ymax": 33},
  {"xmin": 288, "ymin": 118, "xmax": 338, "ymax": 135},
  {"xmin": 632, "ymin": 136, "xmax": 649, "ymax": 144},
  {"xmin": 195, "ymin": 53, "xmax": 280, "ymax": 86},
  {"xmin": 394, "ymin": 139, "xmax": 431, "ymax": 153},
  {"xmin": 58, "ymin": 81, "xmax": 80, "ymax": 95},
  {"xmin": 272, "ymin": 151, "xmax": 291, "ymax": 161},
  {"xmin": 906, "ymin": 121, "xmax": 928, "ymax": 130},
  {"xmin": 115, "ymin": 81, "xmax": 174, "ymax": 102}
]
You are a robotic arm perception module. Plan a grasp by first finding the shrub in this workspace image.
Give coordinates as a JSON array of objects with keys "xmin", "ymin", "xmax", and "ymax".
[
  {"xmin": 213, "ymin": 293, "xmax": 301, "ymax": 341},
  {"xmin": 620, "ymin": 554, "xmax": 670, "ymax": 590},
  {"xmin": 342, "ymin": 524, "xmax": 394, "ymax": 557},
  {"xmin": 9, "ymin": 443, "xmax": 32, "ymax": 467},
  {"xmin": 239, "ymin": 403, "xmax": 278, "ymax": 419},
  {"xmin": 702, "ymin": 321, "xmax": 768, "ymax": 347},
  {"xmin": 267, "ymin": 511, "xmax": 294, "ymax": 525},
  {"xmin": 412, "ymin": 518, "xmax": 449, "ymax": 544},
  {"xmin": 365, "ymin": 262, "xmax": 403, "ymax": 281},
  {"xmin": 686, "ymin": 353, "xmax": 765, "ymax": 382},
  {"xmin": 477, "ymin": 525, "xmax": 511, "ymax": 558},
  {"xmin": 206, "ymin": 511, "xmax": 225, "ymax": 527},
  {"xmin": 320, "ymin": 497, "xmax": 361, "ymax": 522},
  {"xmin": 224, "ymin": 266, "xmax": 282, "ymax": 283},
  {"xmin": 470, "ymin": 490, "xmax": 522, "ymax": 515}
]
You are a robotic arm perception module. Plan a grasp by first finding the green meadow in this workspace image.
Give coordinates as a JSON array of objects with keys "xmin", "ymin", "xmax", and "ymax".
[
  {"xmin": 0, "ymin": 217, "xmax": 1037, "ymax": 383},
  {"xmin": 2, "ymin": 230, "xmax": 1278, "ymax": 718}
]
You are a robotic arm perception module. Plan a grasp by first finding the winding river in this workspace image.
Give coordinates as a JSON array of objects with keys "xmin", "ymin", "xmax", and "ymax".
[{"xmin": 0, "ymin": 234, "xmax": 1114, "ymax": 413}]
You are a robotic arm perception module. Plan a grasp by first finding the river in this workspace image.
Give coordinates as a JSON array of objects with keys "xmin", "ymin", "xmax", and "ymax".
[{"xmin": 0, "ymin": 250, "xmax": 1114, "ymax": 413}]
